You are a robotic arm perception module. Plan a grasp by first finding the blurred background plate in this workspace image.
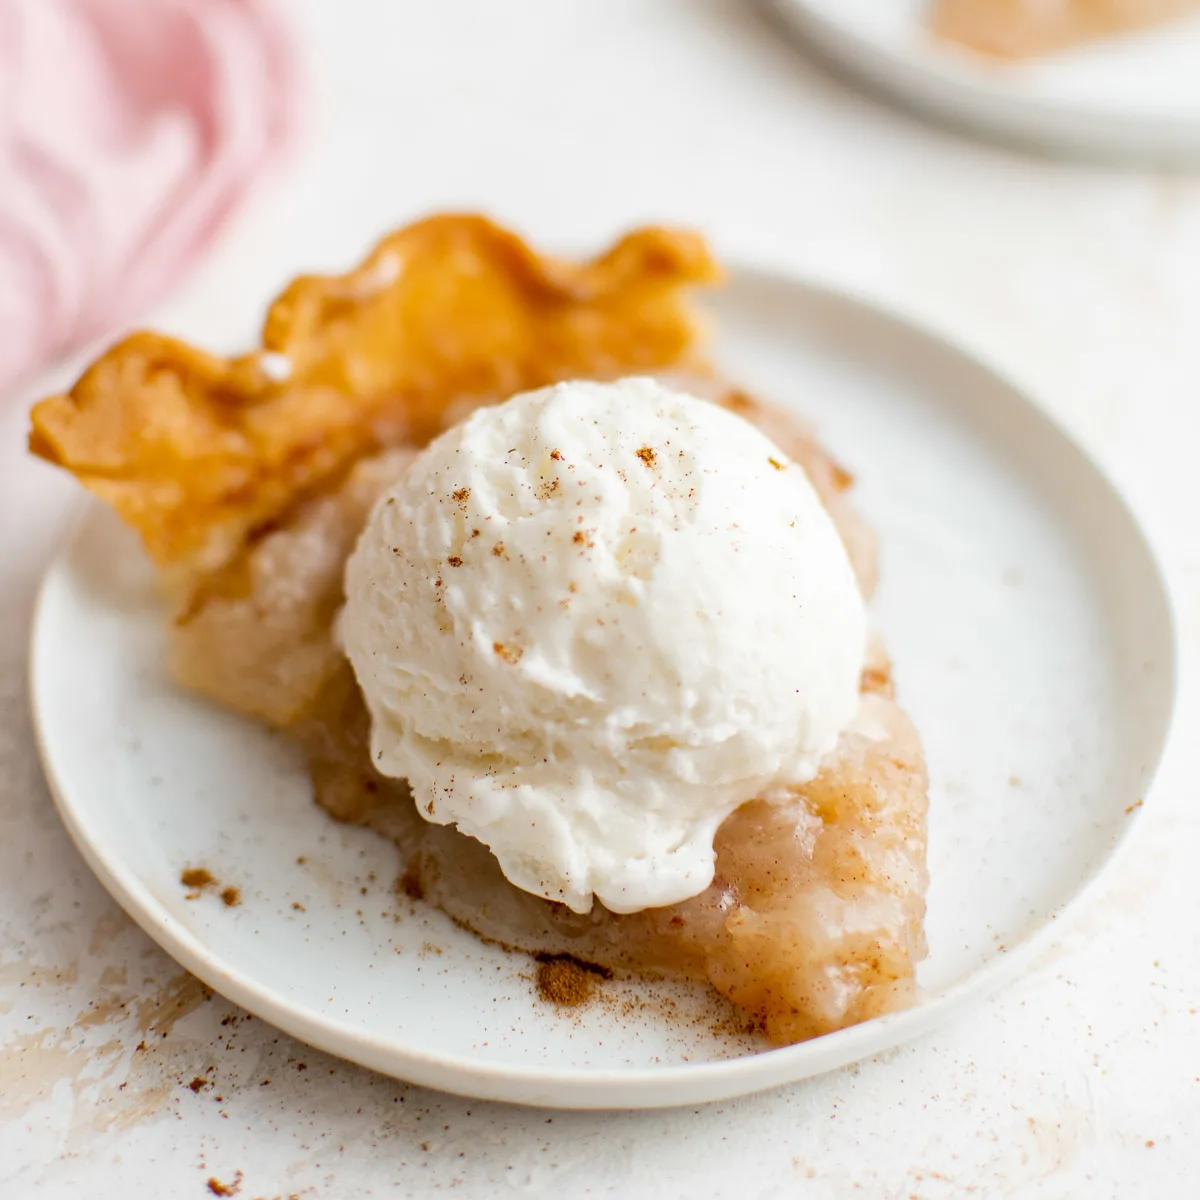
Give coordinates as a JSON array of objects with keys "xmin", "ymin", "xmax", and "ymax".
[
  {"xmin": 29, "ymin": 266, "xmax": 1176, "ymax": 1108},
  {"xmin": 769, "ymin": 0, "xmax": 1200, "ymax": 161}
]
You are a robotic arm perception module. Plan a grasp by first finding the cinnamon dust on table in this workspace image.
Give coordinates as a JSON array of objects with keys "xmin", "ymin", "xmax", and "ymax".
[{"xmin": 534, "ymin": 952, "xmax": 613, "ymax": 1008}]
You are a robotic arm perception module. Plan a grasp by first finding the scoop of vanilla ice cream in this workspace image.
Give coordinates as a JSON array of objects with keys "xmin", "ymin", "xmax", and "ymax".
[{"xmin": 340, "ymin": 378, "xmax": 867, "ymax": 914}]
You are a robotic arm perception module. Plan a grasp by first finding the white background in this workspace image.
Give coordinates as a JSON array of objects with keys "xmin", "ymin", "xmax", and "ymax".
[{"xmin": 2, "ymin": 2, "xmax": 1199, "ymax": 1196}]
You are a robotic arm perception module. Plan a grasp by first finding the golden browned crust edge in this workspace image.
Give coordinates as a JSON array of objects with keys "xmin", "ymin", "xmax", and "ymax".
[{"xmin": 30, "ymin": 213, "xmax": 720, "ymax": 575}]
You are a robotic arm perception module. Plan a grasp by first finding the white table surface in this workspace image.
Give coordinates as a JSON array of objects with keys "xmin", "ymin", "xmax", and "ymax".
[{"xmin": 2, "ymin": 2, "xmax": 1198, "ymax": 1196}]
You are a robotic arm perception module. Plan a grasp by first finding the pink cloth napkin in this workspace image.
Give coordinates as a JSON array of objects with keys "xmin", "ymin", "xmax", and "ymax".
[{"xmin": 0, "ymin": 0, "xmax": 297, "ymax": 393}]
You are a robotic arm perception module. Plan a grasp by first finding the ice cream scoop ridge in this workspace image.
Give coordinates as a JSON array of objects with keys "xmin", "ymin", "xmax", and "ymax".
[{"xmin": 340, "ymin": 378, "xmax": 867, "ymax": 913}]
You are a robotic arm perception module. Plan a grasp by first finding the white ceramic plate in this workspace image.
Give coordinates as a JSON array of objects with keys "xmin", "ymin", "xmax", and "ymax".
[
  {"xmin": 769, "ymin": 0, "xmax": 1200, "ymax": 162},
  {"xmin": 30, "ymin": 267, "xmax": 1176, "ymax": 1109}
]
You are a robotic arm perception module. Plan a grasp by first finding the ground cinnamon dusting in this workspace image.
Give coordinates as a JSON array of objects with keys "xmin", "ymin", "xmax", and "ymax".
[
  {"xmin": 535, "ymin": 952, "xmax": 613, "ymax": 1007},
  {"xmin": 635, "ymin": 445, "xmax": 656, "ymax": 467},
  {"xmin": 493, "ymin": 641, "xmax": 522, "ymax": 664},
  {"xmin": 399, "ymin": 863, "xmax": 425, "ymax": 901},
  {"xmin": 220, "ymin": 887, "xmax": 241, "ymax": 907},
  {"xmin": 180, "ymin": 867, "xmax": 215, "ymax": 889},
  {"xmin": 860, "ymin": 665, "xmax": 892, "ymax": 694},
  {"xmin": 206, "ymin": 1172, "xmax": 243, "ymax": 1197}
]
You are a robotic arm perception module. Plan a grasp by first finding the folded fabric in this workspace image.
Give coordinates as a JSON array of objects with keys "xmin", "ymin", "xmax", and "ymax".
[{"xmin": 0, "ymin": 0, "xmax": 297, "ymax": 393}]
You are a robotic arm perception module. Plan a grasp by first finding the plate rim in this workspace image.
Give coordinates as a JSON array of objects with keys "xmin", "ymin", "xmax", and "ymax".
[
  {"xmin": 766, "ymin": 0, "xmax": 1200, "ymax": 162},
  {"xmin": 28, "ymin": 264, "xmax": 1180, "ymax": 1109}
]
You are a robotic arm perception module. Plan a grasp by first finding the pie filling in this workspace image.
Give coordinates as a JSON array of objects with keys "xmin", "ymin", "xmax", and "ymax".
[{"xmin": 929, "ymin": 0, "xmax": 1200, "ymax": 59}]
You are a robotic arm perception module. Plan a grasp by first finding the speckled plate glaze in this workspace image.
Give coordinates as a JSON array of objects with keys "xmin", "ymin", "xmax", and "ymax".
[
  {"xmin": 30, "ymin": 267, "xmax": 1176, "ymax": 1108},
  {"xmin": 769, "ymin": 0, "xmax": 1200, "ymax": 162}
]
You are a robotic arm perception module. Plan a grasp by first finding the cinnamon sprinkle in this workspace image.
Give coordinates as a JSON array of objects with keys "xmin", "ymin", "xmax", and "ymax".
[
  {"xmin": 534, "ymin": 952, "xmax": 612, "ymax": 1007},
  {"xmin": 399, "ymin": 862, "xmax": 425, "ymax": 901},
  {"xmin": 493, "ymin": 641, "xmax": 522, "ymax": 664},
  {"xmin": 860, "ymin": 665, "xmax": 892, "ymax": 695}
]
